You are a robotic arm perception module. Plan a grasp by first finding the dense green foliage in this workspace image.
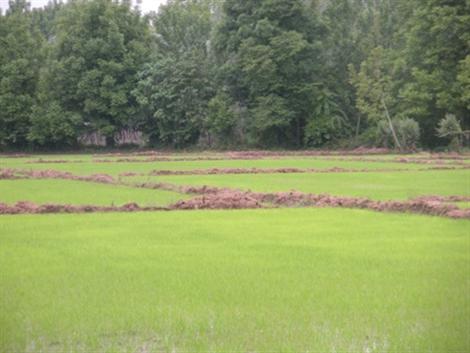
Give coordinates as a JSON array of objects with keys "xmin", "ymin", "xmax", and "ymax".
[
  {"xmin": 0, "ymin": 0, "xmax": 468, "ymax": 150},
  {"xmin": 133, "ymin": 0, "xmax": 215, "ymax": 147},
  {"xmin": 213, "ymin": 0, "xmax": 325, "ymax": 147},
  {"xmin": 0, "ymin": 0, "xmax": 42, "ymax": 146}
]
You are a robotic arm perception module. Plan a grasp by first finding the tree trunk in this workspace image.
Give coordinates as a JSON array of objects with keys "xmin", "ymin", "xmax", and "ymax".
[
  {"xmin": 106, "ymin": 135, "xmax": 115, "ymax": 148},
  {"xmin": 296, "ymin": 118, "xmax": 301, "ymax": 148},
  {"xmin": 381, "ymin": 97, "xmax": 402, "ymax": 151},
  {"xmin": 355, "ymin": 114, "xmax": 361, "ymax": 141}
]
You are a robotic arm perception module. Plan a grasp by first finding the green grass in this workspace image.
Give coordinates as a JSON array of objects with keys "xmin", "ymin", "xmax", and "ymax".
[
  {"xmin": 453, "ymin": 201, "xmax": 470, "ymax": 209},
  {"xmin": 1, "ymin": 157, "xmax": 432, "ymax": 176},
  {"xmin": 0, "ymin": 179, "xmax": 186, "ymax": 206},
  {"xmin": 1, "ymin": 153, "xmax": 469, "ymax": 352},
  {"xmin": 143, "ymin": 169, "xmax": 470, "ymax": 200},
  {"xmin": 0, "ymin": 209, "xmax": 468, "ymax": 352}
]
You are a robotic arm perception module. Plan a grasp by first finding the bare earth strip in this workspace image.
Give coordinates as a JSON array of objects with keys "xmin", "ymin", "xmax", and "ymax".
[
  {"xmin": 139, "ymin": 165, "xmax": 468, "ymax": 176},
  {"xmin": 1, "ymin": 167, "xmax": 469, "ymax": 218}
]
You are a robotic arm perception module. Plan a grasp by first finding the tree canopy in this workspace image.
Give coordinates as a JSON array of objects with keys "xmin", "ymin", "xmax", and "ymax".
[{"xmin": 0, "ymin": 0, "xmax": 468, "ymax": 150}]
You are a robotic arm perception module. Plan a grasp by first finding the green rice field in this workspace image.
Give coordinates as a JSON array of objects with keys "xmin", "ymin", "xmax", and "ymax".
[{"xmin": 1, "ymin": 152, "xmax": 469, "ymax": 352}]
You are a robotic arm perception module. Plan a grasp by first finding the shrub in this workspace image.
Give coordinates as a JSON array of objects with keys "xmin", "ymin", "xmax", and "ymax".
[
  {"xmin": 376, "ymin": 118, "xmax": 420, "ymax": 150},
  {"xmin": 304, "ymin": 115, "xmax": 350, "ymax": 147},
  {"xmin": 436, "ymin": 114, "xmax": 463, "ymax": 150},
  {"xmin": 28, "ymin": 102, "xmax": 81, "ymax": 147}
]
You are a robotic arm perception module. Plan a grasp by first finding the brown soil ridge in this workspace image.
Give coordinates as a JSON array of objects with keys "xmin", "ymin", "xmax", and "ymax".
[
  {"xmin": 318, "ymin": 156, "xmax": 470, "ymax": 167},
  {"xmin": 0, "ymin": 201, "xmax": 167, "ymax": 215},
  {"xmin": 2, "ymin": 168, "xmax": 469, "ymax": 218},
  {"xmin": 28, "ymin": 155, "xmax": 470, "ymax": 166},
  {"xmin": 0, "ymin": 168, "xmax": 115, "ymax": 184},
  {"xmin": 134, "ymin": 181, "xmax": 470, "ymax": 218},
  {"xmin": 171, "ymin": 190, "xmax": 470, "ymax": 218},
  {"xmin": 146, "ymin": 167, "xmax": 411, "ymax": 176},
  {"xmin": 137, "ymin": 165, "xmax": 467, "ymax": 176},
  {"xmin": 1, "ymin": 191, "xmax": 469, "ymax": 219},
  {"xmin": 94, "ymin": 148, "xmax": 393, "ymax": 158}
]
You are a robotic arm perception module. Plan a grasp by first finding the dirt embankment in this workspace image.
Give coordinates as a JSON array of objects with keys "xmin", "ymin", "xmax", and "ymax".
[
  {"xmin": 320, "ymin": 156, "xmax": 470, "ymax": 166},
  {"xmin": 135, "ymin": 164, "xmax": 467, "ymax": 177},
  {"xmin": 1, "ymin": 168, "xmax": 115, "ymax": 184},
  {"xmin": 134, "ymin": 181, "xmax": 470, "ymax": 218},
  {"xmin": 169, "ymin": 190, "xmax": 470, "ymax": 219},
  {"xmin": 145, "ymin": 167, "xmax": 411, "ymax": 176},
  {"xmin": 16, "ymin": 149, "xmax": 470, "ymax": 166},
  {"xmin": 1, "ymin": 168, "xmax": 469, "ymax": 218},
  {"xmin": 0, "ymin": 201, "xmax": 167, "ymax": 215}
]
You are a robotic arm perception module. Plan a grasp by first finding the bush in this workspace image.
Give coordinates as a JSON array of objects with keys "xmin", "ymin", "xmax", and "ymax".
[
  {"xmin": 304, "ymin": 115, "xmax": 350, "ymax": 147},
  {"xmin": 28, "ymin": 102, "xmax": 81, "ymax": 147},
  {"xmin": 205, "ymin": 93, "xmax": 237, "ymax": 147},
  {"xmin": 436, "ymin": 114, "xmax": 463, "ymax": 151},
  {"xmin": 376, "ymin": 118, "xmax": 420, "ymax": 150}
]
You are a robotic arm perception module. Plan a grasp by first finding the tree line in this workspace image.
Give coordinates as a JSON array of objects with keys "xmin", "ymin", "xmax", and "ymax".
[{"xmin": 0, "ymin": 0, "xmax": 468, "ymax": 150}]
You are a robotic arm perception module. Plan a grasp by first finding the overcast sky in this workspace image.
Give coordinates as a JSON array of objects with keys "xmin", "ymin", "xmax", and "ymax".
[{"xmin": 0, "ymin": 0, "xmax": 168, "ymax": 13}]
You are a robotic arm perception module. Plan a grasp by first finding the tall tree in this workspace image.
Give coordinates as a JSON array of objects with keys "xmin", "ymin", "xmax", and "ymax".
[
  {"xmin": 214, "ymin": 0, "xmax": 326, "ymax": 147},
  {"xmin": 0, "ymin": 0, "xmax": 42, "ymax": 147},
  {"xmin": 350, "ymin": 47, "xmax": 402, "ymax": 149},
  {"xmin": 133, "ymin": 0, "xmax": 215, "ymax": 147},
  {"xmin": 33, "ymin": 0, "xmax": 152, "ymax": 146},
  {"xmin": 397, "ymin": 0, "xmax": 470, "ymax": 146}
]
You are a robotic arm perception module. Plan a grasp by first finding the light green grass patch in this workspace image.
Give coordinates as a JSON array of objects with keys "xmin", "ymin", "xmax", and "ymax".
[
  {"xmin": 0, "ymin": 179, "xmax": 186, "ymax": 206},
  {"xmin": 146, "ymin": 169, "xmax": 470, "ymax": 200},
  {"xmin": 0, "ymin": 209, "xmax": 468, "ymax": 352},
  {"xmin": 453, "ymin": 201, "xmax": 470, "ymax": 209},
  {"xmin": 2, "ymin": 157, "xmax": 432, "ymax": 176}
]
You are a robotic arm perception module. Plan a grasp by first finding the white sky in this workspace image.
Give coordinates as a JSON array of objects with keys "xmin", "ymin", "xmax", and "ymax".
[{"xmin": 0, "ymin": 0, "xmax": 168, "ymax": 13}]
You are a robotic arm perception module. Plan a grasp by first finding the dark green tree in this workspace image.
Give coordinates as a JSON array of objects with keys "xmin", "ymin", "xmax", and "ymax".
[
  {"xmin": 35, "ymin": 0, "xmax": 152, "ymax": 146},
  {"xmin": 397, "ymin": 0, "xmax": 470, "ymax": 146},
  {"xmin": 0, "ymin": 0, "xmax": 42, "ymax": 148},
  {"xmin": 133, "ymin": 0, "xmax": 215, "ymax": 147},
  {"xmin": 214, "ymin": 0, "xmax": 326, "ymax": 147}
]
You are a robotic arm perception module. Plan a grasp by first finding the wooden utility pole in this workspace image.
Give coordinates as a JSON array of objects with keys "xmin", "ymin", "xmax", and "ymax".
[{"xmin": 381, "ymin": 96, "xmax": 402, "ymax": 151}]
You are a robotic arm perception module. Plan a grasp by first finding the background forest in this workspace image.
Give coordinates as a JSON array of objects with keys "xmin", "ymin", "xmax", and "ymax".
[{"xmin": 0, "ymin": 0, "xmax": 469, "ymax": 150}]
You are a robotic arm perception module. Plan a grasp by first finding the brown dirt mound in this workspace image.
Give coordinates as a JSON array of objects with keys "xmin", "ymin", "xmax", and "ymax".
[
  {"xmin": 132, "ymin": 182, "xmax": 470, "ymax": 218},
  {"xmin": 419, "ymin": 153, "xmax": 470, "ymax": 161},
  {"xmin": 91, "ymin": 149, "xmax": 397, "ymax": 163},
  {"xmin": 133, "ymin": 182, "xmax": 226, "ymax": 195},
  {"xmin": 394, "ymin": 157, "xmax": 470, "ymax": 166},
  {"xmin": 148, "ymin": 167, "xmax": 309, "ymax": 176},
  {"xmin": 27, "ymin": 159, "xmax": 83, "ymax": 164},
  {"xmin": 1, "ymin": 191, "xmax": 469, "ymax": 218},
  {"xmin": 94, "ymin": 157, "xmax": 172, "ymax": 163},
  {"xmin": 93, "ymin": 151, "xmax": 170, "ymax": 158},
  {"xmin": 145, "ymin": 166, "xmax": 412, "ymax": 176},
  {"xmin": 0, "ymin": 201, "xmax": 167, "ymax": 214},
  {"xmin": 0, "ymin": 169, "xmax": 18, "ymax": 179},
  {"xmin": 411, "ymin": 195, "xmax": 470, "ymax": 203},
  {"xmin": 253, "ymin": 191, "xmax": 467, "ymax": 218},
  {"xmin": 447, "ymin": 209, "xmax": 470, "ymax": 218},
  {"xmin": 171, "ymin": 191, "xmax": 262, "ymax": 210},
  {"xmin": 119, "ymin": 172, "xmax": 143, "ymax": 177},
  {"xmin": 226, "ymin": 148, "xmax": 392, "ymax": 158},
  {"xmin": 0, "ymin": 168, "xmax": 116, "ymax": 184},
  {"xmin": 2, "ymin": 168, "xmax": 468, "ymax": 219},
  {"xmin": 318, "ymin": 156, "xmax": 470, "ymax": 167}
]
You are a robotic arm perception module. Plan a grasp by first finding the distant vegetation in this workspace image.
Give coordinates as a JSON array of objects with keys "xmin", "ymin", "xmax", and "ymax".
[{"xmin": 0, "ymin": 0, "xmax": 468, "ymax": 150}]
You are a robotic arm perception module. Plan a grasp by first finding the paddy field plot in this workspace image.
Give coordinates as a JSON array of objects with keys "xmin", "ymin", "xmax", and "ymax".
[
  {"xmin": 0, "ymin": 151, "xmax": 469, "ymax": 353},
  {"xmin": 0, "ymin": 179, "xmax": 187, "ymax": 206},
  {"xmin": 130, "ymin": 169, "xmax": 470, "ymax": 201}
]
